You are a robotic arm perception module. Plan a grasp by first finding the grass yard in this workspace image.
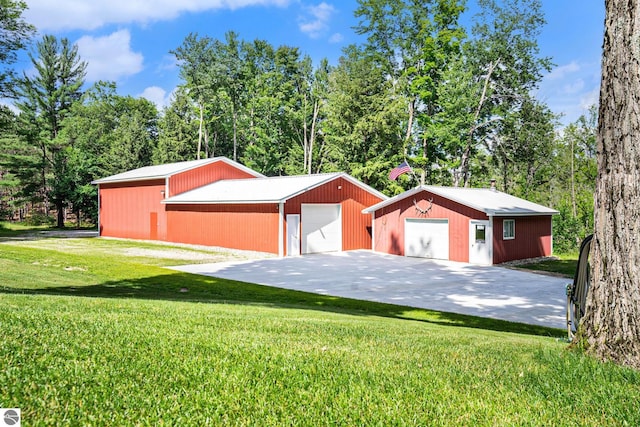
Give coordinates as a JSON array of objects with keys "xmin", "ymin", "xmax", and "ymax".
[
  {"xmin": 516, "ymin": 253, "xmax": 579, "ymax": 278},
  {"xmin": 1, "ymin": 235, "xmax": 638, "ymax": 425}
]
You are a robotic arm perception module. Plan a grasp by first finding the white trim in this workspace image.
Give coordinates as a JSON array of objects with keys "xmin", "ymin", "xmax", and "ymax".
[
  {"xmin": 362, "ymin": 185, "xmax": 558, "ymax": 216},
  {"xmin": 92, "ymin": 157, "xmax": 265, "ymax": 185},
  {"xmin": 371, "ymin": 211, "xmax": 376, "ymax": 251},
  {"xmin": 278, "ymin": 203, "xmax": 285, "ymax": 257},
  {"xmin": 97, "ymin": 184, "xmax": 101, "ymax": 236}
]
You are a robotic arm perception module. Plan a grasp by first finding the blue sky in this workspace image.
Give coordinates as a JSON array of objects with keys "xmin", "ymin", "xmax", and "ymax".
[{"xmin": 17, "ymin": 0, "xmax": 604, "ymax": 125}]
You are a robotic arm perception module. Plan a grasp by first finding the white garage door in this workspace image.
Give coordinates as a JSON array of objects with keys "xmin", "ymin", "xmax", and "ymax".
[
  {"xmin": 404, "ymin": 218, "xmax": 449, "ymax": 259},
  {"xmin": 301, "ymin": 204, "xmax": 342, "ymax": 254}
]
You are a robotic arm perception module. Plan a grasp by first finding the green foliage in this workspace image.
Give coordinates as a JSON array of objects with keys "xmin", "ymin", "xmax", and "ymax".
[
  {"xmin": 22, "ymin": 212, "xmax": 55, "ymax": 226},
  {"xmin": 1, "ymin": 238, "xmax": 640, "ymax": 425},
  {"xmin": 8, "ymin": 35, "xmax": 87, "ymax": 227},
  {"xmin": 153, "ymin": 87, "xmax": 198, "ymax": 163},
  {"xmin": 0, "ymin": 0, "xmax": 35, "ymax": 97},
  {"xmin": 553, "ymin": 203, "xmax": 591, "ymax": 254}
]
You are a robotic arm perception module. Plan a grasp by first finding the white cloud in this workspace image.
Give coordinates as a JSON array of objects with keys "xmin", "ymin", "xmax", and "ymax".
[
  {"xmin": 298, "ymin": 2, "xmax": 336, "ymax": 39},
  {"xmin": 0, "ymin": 98, "xmax": 19, "ymax": 114},
  {"xmin": 562, "ymin": 78, "xmax": 585, "ymax": 95},
  {"xmin": 538, "ymin": 59, "xmax": 600, "ymax": 125},
  {"xmin": 329, "ymin": 33, "xmax": 343, "ymax": 44},
  {"xmin": 157, "ymin": 54, "xmax": 178, "ymax": 73},
  {"xmin": 76, "ymin": 30, "xmax": 144, "ymax": 82},
  {"xmin": 138, "ymin": 86, "xmax": 173, "ymax": 110},
  {"xmin": 24, "ymin": 0, "xmax": 292, "ymax": 31},
  {"xmin": 580, "ymin": 87, "xmax": 599, "ymax": 110},
  {"xmin": 547, "ymin": 61, "xmax": 580, "ymax": 80}
]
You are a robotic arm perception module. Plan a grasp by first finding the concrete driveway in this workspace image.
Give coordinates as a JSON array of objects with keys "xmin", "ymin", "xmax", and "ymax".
[{"xmin": 170, "ymin": 250, "xmax": 569, "ymax": 329}]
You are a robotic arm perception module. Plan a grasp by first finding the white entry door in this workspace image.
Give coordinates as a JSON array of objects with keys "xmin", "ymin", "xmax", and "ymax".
[
  {"xmin": 404, "ymin": 218, "xmax": 449, "ymax": 259},
  {"xmin": 301, "ymin": 204, "xmax": 342, "ymax": 254},
  {"xmin": 286, "ymin": 214, "xmax": 301, "ymax": 256},
  {"xmin": 469, "ymin": 220, "xmax": 493, "ymax": 265}
]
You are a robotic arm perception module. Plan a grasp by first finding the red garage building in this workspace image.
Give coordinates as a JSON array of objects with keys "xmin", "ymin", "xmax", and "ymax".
[
  {"xmin": 93, "ymin": 157, "xmax": 263, "ymax": 241},
  {"xmin": 93, "ymin": 158, "xmax": 386, "ymax": 256},
  {"xmin": 363, "ymin": 185, "xmax": 559, "ymax": 265}
]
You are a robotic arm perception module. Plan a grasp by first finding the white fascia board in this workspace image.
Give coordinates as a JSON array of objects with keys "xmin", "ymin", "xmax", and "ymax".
[{"xmin": 161, "ymin": 199, "xmax": 284, "ymax": 205}]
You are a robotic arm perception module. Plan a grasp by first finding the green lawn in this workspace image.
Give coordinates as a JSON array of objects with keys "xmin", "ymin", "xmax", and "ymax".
[
  {"xmin": 1, "ymin": 236, "xmax": 638, "ymax": 426},
  {"xmin": 516, "ymin": 253, "xmax": 579, "ymax": 278}
]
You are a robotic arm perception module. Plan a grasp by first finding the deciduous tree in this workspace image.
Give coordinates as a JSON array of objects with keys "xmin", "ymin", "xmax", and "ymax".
[
  {"xmin": 0, "ymin": 0, "xmax": 35, "ymax": 98},
  {"xmin": 579, "ymin": 0, "xmax": 640, "ymax": 369}
]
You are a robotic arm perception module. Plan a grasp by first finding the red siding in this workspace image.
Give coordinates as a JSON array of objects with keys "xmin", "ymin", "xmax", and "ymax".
[
  {"xmin": 372, "ymin": 190, "xmax": 486, "ymax": 262},
  {"xmin": 285, "ymin": 177, "xmax": 384, "ymax": 254},
  {"xmin": 166, "ymin": 204, "xmax": 280, "ymax": 254},
  {"xmin": 99, "ymin": 179, "xmax": 167, "ymax": 240},
  {"xmin": 169, "ymin": 160, "xmax": 257, "ymax": 196},
  {"xmin": 492, "ymin": 216, "xmax": 553, "ymax": 264}
]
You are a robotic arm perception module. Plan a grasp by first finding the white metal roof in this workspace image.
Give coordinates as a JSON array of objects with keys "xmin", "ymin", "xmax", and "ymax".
[
  {"xmin": 92, "ymin": 157, "xmax": 264, "ymax": 184},
  {"xmin": 362, "ymin": 185, "xmax": 559, "ymax": 217},
  {"xmin": 162, "ymin": 172, "xmax": 388, "ymax": 204}
]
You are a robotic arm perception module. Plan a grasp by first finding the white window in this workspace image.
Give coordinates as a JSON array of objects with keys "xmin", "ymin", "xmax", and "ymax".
[{"xmin": 503, "ymin": 219, "xmax": 515, "ymax": 240}]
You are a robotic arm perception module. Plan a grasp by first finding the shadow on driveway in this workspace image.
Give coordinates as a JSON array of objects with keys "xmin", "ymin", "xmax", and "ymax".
[{"xmin": 171, "ymin": 250, "xmax": 569, "ymax": 329}]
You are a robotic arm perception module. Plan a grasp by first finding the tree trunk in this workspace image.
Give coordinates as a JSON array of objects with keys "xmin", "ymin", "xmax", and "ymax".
[
  {"xmin": 460, "ymin": 60, "xmax": 497, "ymax": 188},
  {"xmin": 579, "ymin": 0, "xmax": 640, "ymax": 369},
  {"xmin": 404, "ymin": 99, "xmax": 415, "ymax": 158},
  {"xmin": 308, "ymin": 100, "xmax": 320, "ymax": 175},
  {"xmin": 56, "ymin": 200, "xmax": 65, "ymax": 228},
  {"xmin": 570, "ymin": 136, "xmax": 577, "ymax": 217},
  {"xmin": 232, "ymin": 106, "xmax": 238, "ymax": 162},
  {"xmin": 197, "ymin": 101, "xmax": 203, "ymax": 160}
]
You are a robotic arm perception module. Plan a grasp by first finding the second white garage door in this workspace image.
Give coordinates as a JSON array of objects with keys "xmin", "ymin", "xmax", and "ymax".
[
  {"xmin": 404, "ymin": 218, "xmax": 449, "ymax": 259},
  {"xmin": 301, "ymin": 204, "xmax": 342, "ymax": 254}
]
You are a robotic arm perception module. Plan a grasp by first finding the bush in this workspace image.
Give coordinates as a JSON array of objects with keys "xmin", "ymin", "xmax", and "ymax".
[
  {"xmin": 553, "ymin": 203, "xmax": 591, "ymax": 254},
  {"xmin": 23, "ymin": 213, "xmax": 55, "ymax": 226}
]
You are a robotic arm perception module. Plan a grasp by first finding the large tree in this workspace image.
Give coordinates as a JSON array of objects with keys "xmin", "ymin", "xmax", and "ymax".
[
  {"xmin": 579, "ymin": 0, "xmax": 640, "ymax": 369},
  {"xmin": 13, "ymin": 35, "xmax": 87, "ymax": 227},
  {"xmin": 354, "ymin": 0, "xmax": 465, "ymax": 184},
  {"xmin": 455, "ymin": 0, "xmax": 553, "ymax": 188}
]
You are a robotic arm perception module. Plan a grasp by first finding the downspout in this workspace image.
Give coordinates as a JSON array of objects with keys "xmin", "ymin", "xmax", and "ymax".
[{"xmin": 278, "ymin": 202, "xmax": 285, "ymax": 257}]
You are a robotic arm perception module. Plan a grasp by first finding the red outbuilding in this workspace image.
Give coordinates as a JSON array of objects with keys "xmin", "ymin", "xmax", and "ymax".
[
  {"xmin": 93, "ymin": 157, "xmax": 264, "ymax": 241},
  {"xmin": 93, "ymin": 158, "xmax": 387, "ymax": 256},
  {"xmin": 362, "ymin": 185, "xmax": 559, "ymax": 265}
]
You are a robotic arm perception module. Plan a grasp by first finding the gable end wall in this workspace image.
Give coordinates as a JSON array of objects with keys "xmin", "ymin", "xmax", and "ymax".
[
  {"xmin": 169, "ymin": 160, "xmax": 258, "ymax": 196},
  {"xmin": 372, "ymin": 190, "xmax": 487, "ymax": 262}
]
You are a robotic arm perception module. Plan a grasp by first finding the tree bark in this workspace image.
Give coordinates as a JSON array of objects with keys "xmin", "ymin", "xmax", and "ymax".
[
  {"xmin": 459, "ymin": 60, "xmax": 497, "ymax": 188},
  {"xmin": 579, "ymin": 0, "xmax": 640, "ymax": 369},
  {"xmin": 308, "ymin": 99, "xmax": 320, "ymax": 175},
  {"xmin": 197, "ymin": 101, "xmax": 203, "ymax": 160}
]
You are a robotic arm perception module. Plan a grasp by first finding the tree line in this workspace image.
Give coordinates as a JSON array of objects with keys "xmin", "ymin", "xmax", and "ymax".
[{"xmin": 0, "ymin": 0, "xmax": 594, "ymax": 252}]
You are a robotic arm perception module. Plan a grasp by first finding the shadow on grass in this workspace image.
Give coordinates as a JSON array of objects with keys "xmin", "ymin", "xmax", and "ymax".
[
  {"xmin": 0, "ymin": 227, "xmax": 98, "ymax": 241},
  {"xmin": 0, "ymin": 270, "xmax": 561, "ymax": 338}
]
